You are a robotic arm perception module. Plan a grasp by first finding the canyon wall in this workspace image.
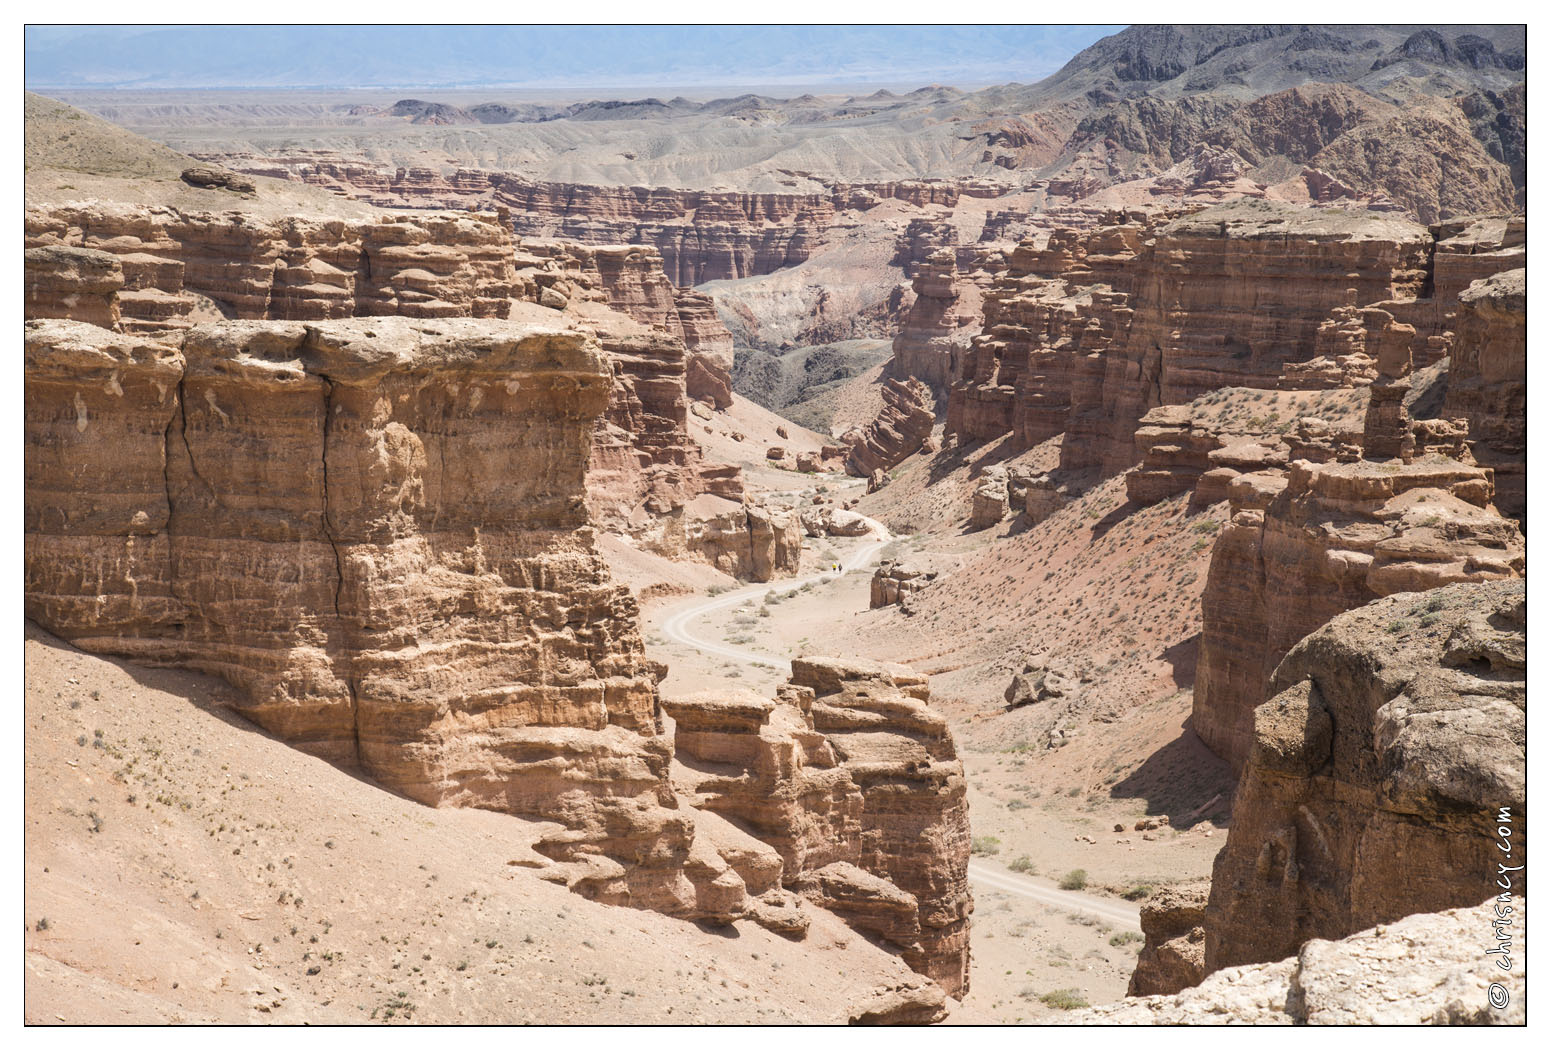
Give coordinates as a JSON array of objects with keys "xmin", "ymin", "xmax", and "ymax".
[
  {"xmin": 24, "ymin": 202, "xmax": 520, "ymax": 330},
  {"xmin": 666, "ymin": 656, "xmax": 973, "ymax": 999},
  {"xmin": 948, "ymin": 201, "xmax": 1439, "ymax": 471},
  {"xmin": 1204, "ymin": 580, "xmax": 1525, "ymax": 973},
  {"xmin": 1192, "ymin": 459, "xmax": 1523, "ymax": 770},
  {"xmin": 194, "ymin": 157, "xmax": 1009, "ymax": 286},
  {"xmin": 25, "ymin": 201, "xmax": 792, "ymax": 581},
  {"xmin": 945, "ymin": 203, "xmax": 1523, "ymax": 483},
  {"xmin": 1445, "ymin": 267, "xmax": 1526, "ymax": 524},
  {"xmin": 844, "ymin": 377, "xmax": 936, "ymax": 478},
  {"xmin": 24, "ymin": 315, "xmax": 759, "ymax": 915}
]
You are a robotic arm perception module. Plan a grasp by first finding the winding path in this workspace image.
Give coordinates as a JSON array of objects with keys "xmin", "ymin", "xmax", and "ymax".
[
  {"xmin": 656, "ymin": 513, "xmax": 1143, "ymax": 932},
  {"xmin": 968, "ymin": 862, "xmax": 1142, "ymax": 931},
  {"xmin": 659, "ymin": 519, "xmax": 894, "ymax": 666}
]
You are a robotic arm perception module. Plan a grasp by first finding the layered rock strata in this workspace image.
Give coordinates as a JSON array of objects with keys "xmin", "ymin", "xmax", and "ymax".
[
  {"xmin": 887, "ymin": 249, "xmax": 986, "ymax": 394},
  {"xmin": 1445, "ymin": 268, "xmax": 1525, "ymax": 524},
  {"xmin": 945, "ymin": 204, "xmax": 1523, "ymax": 488},
  {"xmin": 24, "ymin": 315, "xmax": 781, "ymax": 922},
  {"xmin": 25, "ymin": 245, "xmax": 125, "ymax": 330},
  {"xmin": 25, "ymin": 202, "xmax": 520, "ymax": 330},
  {"xmin": 194, "ymin": 158, "xmax": 1006, "ymax": 286},
  {"xmin": 845, "ymin": 377, "xmax": 935, "ymax": 478},
  {"xmin": 1204, "ymin": 581, "xmax": 1525, "ymax": 973},
  {"xmin": 665, "ymin": 657, "xmax": 973, "ymax": 998},
  {"xmin": 522, "ymin": 240, "xmax": 736, "ymax": 409},
  {"xmin": 1193, "ymin": 457, "xmax": 1524, "ymax": 769},
  {"xmin": 25, "ymin": 202, "xmax": 786, "ymax": 578}
]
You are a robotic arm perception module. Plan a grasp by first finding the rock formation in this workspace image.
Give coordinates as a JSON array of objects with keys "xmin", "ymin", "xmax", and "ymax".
[
  {"xmin": 522, "ymin": 240, "xmax": 736, "ymax": 409},
  {"xmin": 1204, "ymin": 581, "xmax": 1525, "ymax": 973},
  {"xmin": 677, "ymin": 499, "xmax": 804, "ymax": 583},
  {"xmin": 969, "ymin": 467, "xmax": 1010, "ymax": 529},
  {"xmin": 1445, "ymin": 268, "xmax": 1525, "ymax": 524},
  {"xmin": 24, "ymin": 245, "xmax": 124, "ymax": 330},
  {"xmin": 944, "ymin": 204, "xmax": 1525, "ymax": 495},
  {"xmin": 1127, "ymin": 881, "xmax": 1210, "ymax": 997},
  {"xmin": 25, "ymin": 202, "xmax": 521, "ymax": 330},
  {"xmin": 24, "ymin": 315, "xmax": 783, "ymax": 921},
  {"xmin": 1193, "ymin": 458, "xmax": 1524, "ymax": 769},
  {"xmin": 666, "ymin": 657, "xmax": 973, "ymax": 999},
  {"xmin": 24, "ymin": 201, "xmax": 793, "ymax": 580},
  {"xmin": 1075, "ymin": 897, "xmax": 1524, "ymax": 1024},
  {"xmin": 887, "ymin": 249, "xmax": 985, "ymax": 394},
  {"xmin": 870, "ymin": 560, "xmax": 934, "ymax": 611},
  {"xmin": 844, "ymin": 377, "xmax": 935, "ymax": 478},
  {"xmin": 205, "ymin": 162, "xmax": 1005, "ymax": 287}
]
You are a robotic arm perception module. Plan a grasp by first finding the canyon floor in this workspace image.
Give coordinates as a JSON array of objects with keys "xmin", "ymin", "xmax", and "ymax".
[{"xmin": 626, "ymin": 400, "xmax": 1233, "ymax": 1022}]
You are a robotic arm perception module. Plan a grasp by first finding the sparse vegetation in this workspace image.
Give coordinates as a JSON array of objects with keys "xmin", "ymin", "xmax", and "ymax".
[
  {"xmin": 1038, "ymin": 988, "xmax": 1089, "ymax": 1010},
  {"xmin": 970, "ymin": 835, "xmax": 1002, "ymax": 856},
  {"xmin": 1007, "ymin": 855, "xmax": 1034, "ymax": 874},
  {"xmin": 1058, "ymin": 869, "xmax": 1088, "ymax": 890}
]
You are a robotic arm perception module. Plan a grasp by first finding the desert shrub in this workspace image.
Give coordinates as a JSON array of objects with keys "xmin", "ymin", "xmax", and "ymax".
[
  {"xmin": 970, "ymin": 835, "xmax": 1002, "ymax": 856},
  {"xmin": 1058, "ymin": 869, "xmax": 1088, "ymax": 890},
  {"xmin": 1039, "ymin": 989, "xmax": 1089, "ymax": 1010}
]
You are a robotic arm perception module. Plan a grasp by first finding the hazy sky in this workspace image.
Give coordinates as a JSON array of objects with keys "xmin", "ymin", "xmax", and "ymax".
[{"xmin": 24, "ymin": 25, "xmax": 1125, "ymax": 91}]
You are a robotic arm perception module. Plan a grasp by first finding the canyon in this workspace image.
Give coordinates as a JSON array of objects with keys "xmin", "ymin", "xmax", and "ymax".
[{"xmin": 24, "ymin": 22, "xmax": 1528, "ymax": 1028}]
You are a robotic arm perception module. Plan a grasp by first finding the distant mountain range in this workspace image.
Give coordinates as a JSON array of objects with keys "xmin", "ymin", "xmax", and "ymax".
[{"xmin": 23, "ymin": 25, "xmax": 1124, "ymax": 91}]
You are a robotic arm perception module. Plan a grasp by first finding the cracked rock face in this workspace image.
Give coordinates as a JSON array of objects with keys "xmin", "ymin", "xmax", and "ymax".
[{"xmin": 1203, "ymin": 580, "xmax": 1525, "ymax": 974}]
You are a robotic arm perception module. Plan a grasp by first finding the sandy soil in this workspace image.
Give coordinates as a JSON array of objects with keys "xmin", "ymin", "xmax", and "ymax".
[{"xmin": 22, "ymin": 625, "xmax": 950, "ymax": 1025}]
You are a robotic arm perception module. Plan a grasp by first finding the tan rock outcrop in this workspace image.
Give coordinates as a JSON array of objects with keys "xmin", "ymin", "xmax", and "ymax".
[
  {"xmin": 969, "ymin": 467, "xmax": 1009, "ymax": 529},
  {"xmin": 667, "ymin": 657, "xmax": 972, "ymax": 998},
  {"xmin": 1061, "ymin": 202, "xmax": 1430, "ymax": 474},
  {"xmin": 844, "ymin": 377, "xmax": 935, "ymax": 478},
  {"xmin": 945, "ymin": 204, "xmax": 1525, "ymax": 495},
  {"xmin": 1204, "ymin": 581, "xmax": 1525, "ymax": 975},
  {"xmin": 675, "ymin": 498, "xmax": 804, "ymax": 583},
  {"xmin": 25, "ymin": 245, "xmax": 124, "ymax": 330},
  {"xmin": 869, "ymin": 560, "xmax": 934, "ymax": 610},
  {"xmin": 1127, "ymin": 881, "xmax": 1209, "ymax": 997},
  {"xmin": 1075, "ymin": 898, "xmax": 1524, "ymax": 1024},
  {"xmin": 526, "ymin": 241, "xmax": 736, "ymax": 409},
  {"xmin": 23, "ymin": 202, "xmax": 781, "ymax": 575},
  {"xmin": 24, "ymin": 315, "xmax": 776, "ymax": 922},
  {"xmin": 25, "ymin": 202, "xmax": 520, "ymax": 330},
  {"xmin": 1194, "ymin": 458, "xmax": 1524, "ymax": 769},
  {"xmin": 1445, "ymin": 268, "xmax": 1525, "ymax": 524}
]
